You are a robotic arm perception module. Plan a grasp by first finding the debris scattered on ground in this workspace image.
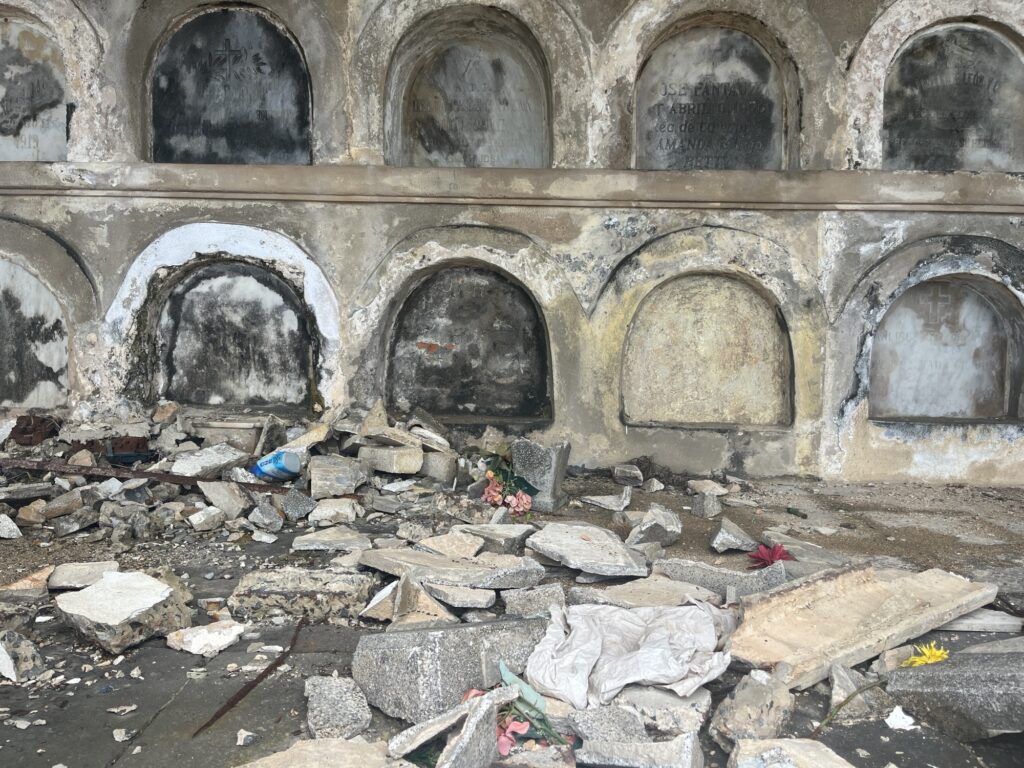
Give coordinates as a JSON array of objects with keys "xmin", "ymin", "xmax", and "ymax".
[
  {"xmin": 709, "ymin": 669, "xmax": 795, "ymax": 751},
  {"xmin": 304, "ymin": 674, "xmax": 372, "ymax": 739}
]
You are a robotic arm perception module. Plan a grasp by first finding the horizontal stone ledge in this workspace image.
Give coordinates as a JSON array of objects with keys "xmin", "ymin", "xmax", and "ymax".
[{"xmin": 2, "ymin": 164, "xmax": 1024, "ymax": 213}]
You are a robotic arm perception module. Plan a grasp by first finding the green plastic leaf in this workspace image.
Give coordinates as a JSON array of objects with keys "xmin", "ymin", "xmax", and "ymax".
[{"xmin": 499, "ymin": 660, "xmax": 546, "ymax": 715}]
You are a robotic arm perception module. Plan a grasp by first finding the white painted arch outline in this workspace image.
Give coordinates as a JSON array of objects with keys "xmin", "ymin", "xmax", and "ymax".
[{"xmin": 105, "ymin": 223, "xmax": 343, "ymax": 405}]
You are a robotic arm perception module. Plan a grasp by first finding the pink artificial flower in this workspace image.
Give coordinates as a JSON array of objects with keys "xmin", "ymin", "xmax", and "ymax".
[
  {"xmin": 504, "ymin": 490, "xmax": 533, "ymax": 516},
  {"xmin": 496, "ymin": 716, "xmax": 530, "ymax": 756},
  {"xmin": 482, "ymin": 477, "xmax": 504, "ymax": 506}
]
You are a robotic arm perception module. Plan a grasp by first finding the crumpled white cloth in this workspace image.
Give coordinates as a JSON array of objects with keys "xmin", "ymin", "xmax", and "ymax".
[{"xmin": 525, "ymin": 602, "xmax": 735, "ymax": 709}]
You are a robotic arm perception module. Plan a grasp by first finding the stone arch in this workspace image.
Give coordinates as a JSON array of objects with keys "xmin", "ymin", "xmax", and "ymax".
[
  {"xmin": 849, "ymin": 0, "xmax": 1024, "ymax": 168},
  {"xmin": 351, "ymin": 0, "xmax": 591, "ymax": 166},
  {"xmin": 384, "ymin": 6, "xmax": 551, "ymax": 168},
  {"xmin": 595, "ymin": 0, "xmax": 838, "ymax": 169},
  {"xmin": 104, "ymin": 222, "xmax": 341, "ymax": 408},
  {"xmin": 147, "ymin": 4, "xmax": 312, "ymax": 164}
]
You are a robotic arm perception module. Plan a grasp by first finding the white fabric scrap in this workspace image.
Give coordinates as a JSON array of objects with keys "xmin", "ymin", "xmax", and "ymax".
[{"xmin": 526, "ymin": 603, "xmax": 735, "ymax": 709}]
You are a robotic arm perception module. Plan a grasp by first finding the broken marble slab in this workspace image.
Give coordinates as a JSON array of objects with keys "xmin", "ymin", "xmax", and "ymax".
[
  {"xmin": 711, "ymin": 519, "xmax": 759, "ymax": 553},
  {"xmin": 526, "ymin": 523, "xmax": 648, "ymax": 578},
  {"xmin": 615, "ymin": 685, "xmax": 712, "ymax": 737},
  {"xmin": 310, "ymin": 455, "xmax": 370, "ymax": 499},
  {"xmin": 434, "ymin": 693, "xmax": 498, "ymax": 768},
  {"xmin": 582, "ymin": 486, "xmax": 632, "ymax": 513},
  {"xmin": 569, "ymin": 705, "xmax": 648, "ymax": 742},
  {"xmin": 197, "ymin": 481, "xmax": 252, "ymax": 518},
  {"xmin": 292, "ymin": 526, "xmax": 373, "ymax": 553},
  {"xmin": 423, "ymin": 582, "xmax": 496, "ymax": 609},
  {"xmin": 625, "ymin": 505, "xmax": 682, "ymax": 547},
  {"xmin": 390, "ymin": 575, "xmax": 460, "ymax": 629},
  {"xmin": 727, "ymin": 739, "xmax": 856, "ymax": 768},
  {"xmin": 729, "ymin": 565, "xmax": 998, "ymax": 689},
  {"xmin": 55, "ymin": 571, "xmax": 191, "ymax": 654},
  {"xmin": 305, "ymin": 675, "xmax": 372, "ymax": 739},
  {"xmin": 575, "ymin": 733, "xmax": 701, "ymax": 768},
  {"xmin": 360, "ymin": 581, "xmax": 399, "ymax": 622},
  {"xmin": 187, "ymin": 506, "xmax": 226, "ymax": 532},
  {"xmin": 502, "ymin": 583, "xmax": 566, "ymax": 618},
  {"xmin": 450, "ymin": 523, "xmax": 536, "ymax": 555},
  {"xmin": 653, "ymin": 559, "xmax": 785, "ymax": 599},
  {"xmin": 761, "ymin": 530, "xmax": 850, "ymax": 577},
  {"xmin": 937, "ymin": 607, "xmax": 1023, "ymax": 633},
  {"xmin": 309, "ymin": 498, "xmax": 362, "ymax": 527},
  {"xmin": 237, "ymin": 738, "xmax": 414, "ymax": 768},
  {"xmin": 569, "ymin": 575, "xmax": 720, "ymax": 608},
  {"xmin": 0, "ymin": 630, "xmax": 44, "ymax": 682},
  {"xmin": 166, "ymin": 620, "xmax": 245, "ymax": 658},
  {"xmin": 388, "ymin": 685, "xmax": 519, "ymax": 758},
  {"xmin": 358, "ymin": 445, "xmax": 423, "ymax": 475},
  {"xmin": 359, "ymin": 547, "xmax": 545, "ymax": 589},
  {"xmin": 417, "ymin": 531, "xmax": 485, "ymax": 559},
  {"xmin": 48, "ymin": 561, "xmax": 119, "ymax": 590},
  {"xmin": 229, "ymin": 567, "xmax": 378, "ymax": 622},
  {"xmin": 709, "ymin": 669, "xmax": 794, "ymax": 752},
  {"xmin": 828, "ymin": 662, "xmax": 892, "ymax": 724},
  {"xmin": 170, "ymin": 443, "xmax": 248, "ymax": 479}
]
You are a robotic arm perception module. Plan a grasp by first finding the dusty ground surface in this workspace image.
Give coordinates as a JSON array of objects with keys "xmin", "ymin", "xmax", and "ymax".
[{"xmin": 2, "ymin": 473, "xmax": 1023, "ymax": 767}]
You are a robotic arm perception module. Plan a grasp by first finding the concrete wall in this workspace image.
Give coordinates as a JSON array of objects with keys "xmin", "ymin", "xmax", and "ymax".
[{"xmin": 1, "ymin": 0, "xmax": 1024, "ymax": 486}]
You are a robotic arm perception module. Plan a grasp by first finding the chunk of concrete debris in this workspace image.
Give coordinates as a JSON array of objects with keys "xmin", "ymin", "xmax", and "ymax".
[
  {"xmin": 434, "ymin": 694, "xmax": 498, "ymax": 768},
  {"xmin": 423, "ymin": 582, "xmax": 496, "ymax": 609},
  {"xmin": 388, "ymin": 685, "xmax": 520, "ymax": 758},
  {"xmin": 421, "ymin": 450, "xmax": 458, "ymax": 484},
  {"xmin": 273, "ymin": 488, "xmax": 317, "ymax": 522},
  {"xmin": 569, "ymin": 575, "xmax": 720, "ymax": 609},
  {"xmin": 503, "ymin": 583, "xmax": 566, "ymax": 618},
  {"xmin": 310, "ymin": 455, "xmax": 370, "ymax": 499},
  {"xmin": 511, "ymin": 438, "xmax": 570, "ymax": 513},
  {"xmin": 625, "ymin": 504, "xmax": 681, "ymax": 546},
  {"xmin": 391, "ymin": 575, "xmax": 460, "ymax": 629},
  {"xmin": 641, "ymin": 478, "xmax": 664, "ymax": 493},
  {"xmin": 170, "ymin": 443, "xmax": 248, "ymax": 478},
  {"xmin": 688, "ymin": 479, "xmax": 729, "ymax": 496},
  {"xmin": 451, "ymin": 523, "xmax": 536, "ymax": 555},
  {"xmin": 53, "ymin": 508, "xmax": 100, "ymax": 537},
  {"xmin": 690, "ymin": 492, "xmax": 722, "ymax": 519},
  {"xmin": 166, "ymin": 620, "xmax": 245, "ymax": 658},
  {"xmin": 352, "ymin": 619, "xmax": 547, "ymax": 722},
  {"xmin": 616, "ymin": 685, "xmax": 712, "ymax": 737},
  {"xmin": 418, "ymin": 531, "xmax": 485, "ymax": 559},
  {"xmin": 359, "ymin": 548, "xmax": 545, "ymax": 589},
  {"xmin": 0, "ymin": 630, "xmax": 44, "ymax": 682},
  {"xmin": 828, "ymin": 662, "xmax": 892, "ymax": 723},
  {"xmin": 292, "ymin": 526, "xmax": 372, "ymax": 553},
  {"xmin": 360, "ymin": 580, "xmax": 399, "ymax": 621},
  {"xmin": 48, "ymin": 561, "xmax": 119, "ymax": 590},
  {"xmin": 0, "ymin": 566, "xmax": 54, "ymax": 602},
  {"xmin": 569, "ymin": 705, "xmax": 648, "ymax": 742},
  {"xmin": 41, "ymin": 488, "xmax": 95, "ymax": 520},
  {"xmin": 0, "ymin": 513, "xmax": 21, "ymax": 539},
  {"xmin": 237, "ymin": 738, "xmax": 412, "ymax": 768},
  {"xmin": 305, "ymin": 675, "xmax": 372, "ymax": 739},
  {"xmin": 188, "ymin": 506, "xmax": 227, "ymax": 532},
  {"xmin": 613, "ymin": 465, "xmax": 644, "ymax": 487},
  {"xmin": 729, "ymin": 565, "xmax": 998, "ymax": 689},
  {"xmin": 709, "ymin": 670, "xmax": 795, "ymax": 752},
  {"xmin": 711, "ymin": 518, "xmax": 759, "ymax": 553},
  {"xmin": 197, "ymin": 481, "xmax": 251, "ymax": 518},
  {"xmin": 252, "ymin": 530, "xmax": 278, "ymax": 544},
  {"xmin": 309, "ymin": 498, "xmax": 362, "ymax": 527},
  {"xmin": 248, "ymin": 497, "xmax": 284, "ymax": 532},
  {"xmin": 582, "ymin": 486, "xmax": 632, "ymax": 513},
  {"xmin": 0, "ymin": 601, "xmax": 35, "ymax": 631},
  {"xmin": 527, "ymin": 523, "xmax": 648, "ymax": 578},
  {"xmin": 358, "ymin": 445, "xmax": 424, "ymax": 475},
  {"xmin": 727, "ymin": 739, "xmax": 857, "ymax": 768},
  {"xmin": 654, "ymin": 559, "xmax": 785, "ymax": 599},
  {"xmin": 55, "ymin": 571, "xmax": 191, "ymax": 654},
  {"xmin": 887, "ymin": 653, "xmax": 1024, "ymax": 741},
  {"xmin": 575, "ymin": 734, "xmax": 701, "ymax": 768},
  {"xmin": 229, "ymin": 568, "xmax": 378, "ymax": 622},
  {"xmin": 937, "ymin": 607, "xmax": 1023, "ymax": 633}
]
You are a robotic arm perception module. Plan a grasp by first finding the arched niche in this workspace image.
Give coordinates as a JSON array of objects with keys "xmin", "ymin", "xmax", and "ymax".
[
  {"xmin": 149, "ymin": 6, "xmax": 312, "ymax": 165},
  {"xmin": 384, "ymin": 7, "xmax": 551, "ymax": 168},
  {"xmin": 0, "ymin": 259, "xmax": 67, "ymax": 408},
  {"xmin": 869, "ymin": 276, "xmax": 1024, "ymax": 421},
  {"xmin": 622, "ymin": 274, "xmax": 793, "ymax": 427},
  {"xmin": 387, "ymin": 265, "xmax": 551, "ymax": 423},
  {"xmin": 0, "ymin": 13, "xmax": 67, "ymax": 161},
  {"xmin": 882, "ymin": 23, "xmax": 1024, "ymax": 171},
  {"xmin": 634, "ymin": 18, "xmax": 792, "ymax": 170},
  {"xmin": 153, "ymin": 260, "xmax": 315, "ymax": 408}
]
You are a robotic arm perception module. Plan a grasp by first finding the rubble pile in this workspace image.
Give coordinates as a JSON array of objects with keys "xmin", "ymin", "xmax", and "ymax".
[{"xmin": 0, "ymin": 406, "xmax": 1022, "ymax": 767}]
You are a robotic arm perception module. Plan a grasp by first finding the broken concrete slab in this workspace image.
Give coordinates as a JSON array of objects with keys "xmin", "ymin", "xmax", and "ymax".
[
  {"xmin": 615, "ymin": 685, "xmax": 712, "ymax": 737},
  {"xmin": 273, "ymin": 488, "xmax": 317, "ymax": 522},
  {"xmin": 730, "ymin": 566, "xmax": 998, "ymax": 689},
  {"xmin": 391, "ymin": 575, "xmax": 460, "ymax": 629},
  {"xmin": 690, "ymin": 492, "xmax": 722, "ymax": 519},
  {"xmin": 309, "ymin": 497, "xmax": 362, "ymax": 527},
  {"xmin": 352, "ymin": 619, "xmax": 548, "ymax": 722},
  {"xmin": 292, "ymin": 527, "xmax": 373, "ymax": 553},
  {"xmin": 360, "ymin": 580, "xmax": 399, "ymax": 622},
  {"xmin": 418, "ymin": 531, "xmax": 485, "ymax": 559},
  {"xmin": 166, "ymin": 619, "xmax": 245, "ymax": 658},
  {"xmin": 511, "ymin": 438, "xmax": 570, "ymax": 513},
  {"xmin": 937, "ymin": 607, "xmax": 1023, "ymax": 633},
  {"xmin": 48, "ymin": 561, "xmax": 119, "ymax": 590},
  {"xmin": 761, "ymin": 531, "xmax": 850, "ymax": 571},
  {"xmin": 502, "ymin": 583, "xmax": 566, "ymax": 618},
  {"xmin": 41, "ymin": 488, "xmax": 95, "ymax": 520},
  {"xmin": 197, "ymin": 481, "xmax": 251, "ymax": 518},
  {"xmin": 310, "ymin": 455, "xmax": 370, "ymax": 499},
  {"xmin": 229, "ymin": 568, "xmax": 378, "ymax": 622},
  {"xmin": 727, "ymin": 739, "xmax": 856, "ymax": 767},
  {"xmin": 0, "ymin": 513, "xmax": 21, "ymax": 539},
  {"xmin": 625, "ymin": 504, "xmax": 682, "ymax": 547},
  {"xmin": 358, "ymin": 445, "xmax": 423, "ymax": 475},
  {"xmin": 170, "ymin": 443, "xmax": 248, "ymax": 478},
  {"xmin": 434, "ymin": 694, "xmax": 497, "ymax": 768},
  {"xmin": 654, "ymin": 559, "xmax": 785, "ymax": 598},
  {"xmin": 248, "ymin": 498, "xmax": 284, "ymax": 532},
  {"xmin": 711, "ymin": 518, "xmax": 759, "ymax": 553},
  {"xmin": 420, "ymin": 450, "xmax": 458, "ymax": 483},
  {"xmin": 709, "ymin": 670, "xmax": 795, "ymax": 752},
  {"xmin": 569, "ymin": 575, "xmax": 720, "ymax": 609},
  {"xmin": 187, "ymin": 506, "xmax": 226, "ymax": 532},
  {"xmin": 613, "ymin": 464, "xmax": 644, "ymax": 487},
  {"xmin": 450, "ymin": 523, "xmax": 536, "ymax": 555},
  {"xmin": 574, "ymin": 733, "xmax": 700, "ymax": 768},
  {"xmin": 423, "ymin": 582, "xmax": 496, "ymax": 609},
  {"xmin": 526, "ymin": 523, "xmax": 648, "ymax": 578},
  {"xmin": 237, "ymin": 738, "xmax": 413, "ymax": 767},
  {"xmin": 55, "ymin": 571, "xmax": 191, "ymax": 654},
  {"xmin": 387, "ymin": 686, "xmax": 520, "ymax": 758},
  {"xmin": 0, "ymin": 630, "xmax": 44, "ymax": 682},
  {"xmin": 52, "ymin": 508, "xmax": 100, "ymax": 537},
  {"xmin": 0, "ymin": 566, "xmax": 54, "ymax": 602},
  {"xmin": 581, "ymin": 487, "xmax": 632, "ymax": 513},
  {"xmin": 305, "ymin": 675, "xmax": 372, "ymax": 739},
  {"xmin": 568, "ymin": 705, "xmax": 648, "ymax": 742},
  {"xmin": 359, "ymin": 548, "xmax": 545, "ymax": 589},
  {"xmin": 828, "ymin": 662, "xmax": 892, "ymax": 723}
]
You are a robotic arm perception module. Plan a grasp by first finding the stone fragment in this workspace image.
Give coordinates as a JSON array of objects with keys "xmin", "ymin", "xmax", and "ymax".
[
  {"xmin": 0, "ymin": 601, "xmax": 35, "ymax": 631},
  {"xmin": 273, "ymin": 488, "xmax": 317, "ymax": 522},
  {"xmin": 15, "ymin": 500, "xmax": 46, "ymax": 527},
  {"xmin": 310, "ymin": 455, "xmax": 370, "ymax": 499},
  {"xmin": 252, "ymin": 530, "xmax": 278, "ymax": 544},
  {"xmin": 569, "ymin": 575, "xmax": 720, "ymax": 608},
  {"xmin": 527, "ymin": 523, "xmax": 647, "ymax": 578},
  {"xmin": 248, "ymin": 498, "xmax": 284, "ymax": 532},
  {"xmin": 727, "ymin": 739, "xmax": 856, "ymax": 768},
  {"xmin": 582, "ymin": 487, "xmax": 632, "ymax": 512},
  {"xmin": 511, "ymin": 438, "xmax": 570, "ymax": 513},
  {"xmin": 358, "ymin": 445, "xmax": 424, "ymax": 474},
  {"xmin": 352, "ymin": 619, "xmax": 548, "ymax": 722},
  {"xmin": 0, "ymin": 630, "xmax": 44, "ymax": 682},
  {"xmin": 305, "ymin": 675, "xmax": 372, "ymax": 739},
  {"xmin": 616, "ymin": 685, "xmax": 712, "ymax": 736},
  {"xmin": 359, "ymin": 548, "xmax": 545, "ymax": 589},
  {"xmin": 0, "ymin": 566, "xmax": 55, "ymax": 602},
  {"xmin": 41, "ymin": 489, "xmax": 90, "ymax": 520},
  {"xmin": 420, "ymin": 450, "xmax": 458, "ymax": 484},
  {"xmin": 236, "ymin": 738, "xmax": 410, "ymax": 768},
  {"xmin": 502, "ymin": 583, "xmax": 566, "ymax": 618},
  {"xmin": 688, "ymin": 479, "xmax": 728, "ymax": 496},
  {"xmin": 360, "ymin": 580, "xmax": 399, "ymax": 621},
  {"xmin": 828, "ymin": 663, "xmax": 892, "ymax": 723},
  {"xmin": 197, "ymin": 481, "xmax": 252, "ymax": 518},
  {"xmin": 628, "ymin": 542, "xmax": 665, "ymax": 566},
  {"xmin": 435, "ymin": 694, "xmax": 498, "ymax": 768},
  {"xmin": 0, "ymin": 482, "xmax": 55, "ymax": 503},
  {"xmin": 0, "ymin": 513, "xmax": 21, "ymax": 539},
  {"xmin": 55, "ymin": 571, "xmax": 191, "ymax": 654},
  {"xmin": 391, "ymin": 575, "xmax": 460, "ymax": 628},
  {"xmin": 48, "ymin": 561, "xmax": 119, "ymax": 590},
  {"xmin": 625, "ymin": 504, "xmax": 682, "ymax": 546},
  {"xmin": 418, "ymin": 531, "xmax": 485, "ymax": 559},
  {"xmin": 641, "ymin": 478, "xmax": 664, "ymax": 493},
  {"xmin": 450, "ymin": 524, "xmax": 536, "ymax": 555},
  {"xmin": 937, "ymin": 607, "xmax": 1023, "ymax": 632},
  {"xmin": 292, "ymin": 526, "xmax": 372, "ymax": 553},
  {"xmin": 711, "ymin": 518, "xmax": 759, "ymax": 553},
  {"xmin": 654, "ymin": 559, "xmax": 785, "ymax": 598},
  {"xmin": 388, "ymin": 686, "xmax": 520, "ymax": 758},
  {"xmin": 709, "ymin": 670, "xmax": 795, "ymax": 752},
  {"xmin": 613, "ymin": 465, "xmax": 644, "ymax": 487},
  {"xmin": 575, "ymin": 734, "xmax": 700, "ymax": 768},
  {"xmin": 309, "ymin": 497, "xmax": 362, "ymax": 527},
  {"xmin": 229, "ymin": 568, "xmax": 378, "ymax": 622},
  {"xmin": 170, "ymin": 443, "xmax": 248, "ymax": 478},
  {"xmin": 569, "ymin": 705, "xmax": 647, "ymax": 742},
  {"xmin": 887, "ymin": 653, "xmax": 1024, "ymax": 741},
  {"xmin": 690, "ymin": 493, "xmax": 722, "ymax": 519},
  {"xmin": 52, "ymin": 508, "xmax": 100, "ymax": 537},
  {"xmin": 166, "ymin": 620, "xmax": 245, "ymax": 658},
  {"xmin": 187, "ymin": 506, "xmax": 226, "ymax": 532},
  {"xmin": 423, "ymin": 582, "xmax": 496, "ymax": 609},
  {"xmin": 729, "ymin": 565, "xmax": 998, "ymax": 689}
]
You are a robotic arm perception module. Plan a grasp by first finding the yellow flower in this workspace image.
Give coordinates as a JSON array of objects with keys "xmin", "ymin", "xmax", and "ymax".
[{"xmin": 901, "ymin": 641, "xmax": 949, "ymax": 667}]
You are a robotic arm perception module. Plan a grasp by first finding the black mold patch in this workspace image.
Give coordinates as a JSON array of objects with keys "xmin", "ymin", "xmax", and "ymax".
[
  {"xmin": 0, "ymin": 44, "xmax": 63, "ymax": 137},
  {"xmin": 0, "ymin": 286, "xmax": 66, "ymax": 406},
  {"xmin": 151, "ymin": 9, "xmax": 311, "ymax": 165},
  {"xmin": 387, "ymin": 266, "xmax": 550, "ymax": 421}
]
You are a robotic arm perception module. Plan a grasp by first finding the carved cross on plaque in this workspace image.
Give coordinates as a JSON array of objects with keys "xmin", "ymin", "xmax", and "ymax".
[
  {"xmin": 915, "ymin": 283, "xmax": 953, "ymax": 331},
  {"xmin": 210, "ymin": 38, "xmax": 245, "ymax": 82}
]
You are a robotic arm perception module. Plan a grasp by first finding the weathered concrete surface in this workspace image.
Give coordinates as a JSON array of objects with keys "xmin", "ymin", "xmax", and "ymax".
[
  {"xmin": 526, "ymin": 523, "xmax": 647, "ymax": 577},
  {"xmin": 359, "ymin": 547, "xmax": 545, "ymax": 589},
  {"xmin": 728, "ymin": 739, "xmax": 856, "ymax": 767},
  {"xmin": 228, "ymin": 568, "xmax": 378, "ymax": 622}
]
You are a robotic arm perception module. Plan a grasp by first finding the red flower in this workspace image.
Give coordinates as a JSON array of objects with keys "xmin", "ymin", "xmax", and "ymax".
[{"xmin": 747, "ymin": 543, "xmax": 795, "ymax": 570}]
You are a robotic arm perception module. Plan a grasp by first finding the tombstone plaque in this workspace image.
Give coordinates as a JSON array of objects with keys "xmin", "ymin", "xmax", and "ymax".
[
  {"xmin": 0, "ymin": 18, "xmax": 67, "ymax": 161},
  {"xmin": 151, "ymin": 9, "xmax": 311, "ymax": 164},
  {"xmin": 883, "ymin": 26, "xmax": 1024, "ymax": 171},
  {"xmin": 636, "ymin": 26, "xmax": 784, "ymax": 170}
]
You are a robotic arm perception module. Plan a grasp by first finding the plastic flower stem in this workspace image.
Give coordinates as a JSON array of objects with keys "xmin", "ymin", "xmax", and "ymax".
[{"xmin": 809, "ymin": 678, "xmax": 887, "ymax": 738}]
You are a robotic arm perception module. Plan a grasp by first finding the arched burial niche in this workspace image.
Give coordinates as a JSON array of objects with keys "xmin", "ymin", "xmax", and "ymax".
[
  {"xmin": 385, "ymin": 7, "xmax": 551, "ymax": 168},
  {"xmin": 622, "ymin": 274, "xmax": 792, "ymax": 427},
  {"xmin": 387, "ymin": 266, "xmax": 551, "ymax": 423},
  {"xmin": 0, "ymin": 13, "xmax": 67, "ymax": 161},
  {"xmin": 635, "ymin": 19, "xmax": 790, "ymax": 170},
  {"xmin": 0, "ymin": 260, "xmax": 67, "ymax": 408},
  {"xmin": 150, "ymin": 7, "xmax": 311, "ymax": 164},
  {"xmin": 153, "ymin": 261, "xmax": 314, "ymax": 408},
  {"xmin": 882, "ymin": 23, "xmax": 1024, "ymax": 171},
  {"xmin": 869, "ymin": 276, "xmax": 1024, "ymax": 421}
]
